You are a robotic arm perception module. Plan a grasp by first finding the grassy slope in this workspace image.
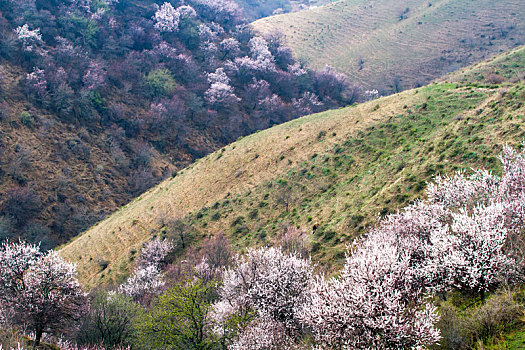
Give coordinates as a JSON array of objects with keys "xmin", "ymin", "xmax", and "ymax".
[
  {"xmin": 60, "ymin": 47, "xmax": 525, "ymax": 288},
  {"xmin": 252, "ymin": 0, "xmax": 525, "ymax": 94}
]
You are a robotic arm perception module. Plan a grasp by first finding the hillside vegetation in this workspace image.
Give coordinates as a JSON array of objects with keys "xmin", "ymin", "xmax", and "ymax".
[
  {"xmin": 253, "ymin": 0, "xmax": 525, "ymax": 94},
  {"xmin": 0, "ymin": 0, "xmax": 353, "ymax": 247},
  {"xmin": 60, "ymin": 47, "xmax": 525, "ymax": 288}
]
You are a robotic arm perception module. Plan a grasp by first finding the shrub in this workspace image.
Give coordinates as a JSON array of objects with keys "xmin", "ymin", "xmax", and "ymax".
[
  {"xmin": 2, "ymin": 186, "xmax": 42, "ymax": 226},
  {"xmin": 200, "ymin": 232, "xmax": 232, "ymax": 269},
  {"xmin": 437, "ymin": 291, "xmax": 524, "ymax": 349},
  {"xmin": 437, "ymin": 302, "xmax": 472, "ymax": 350},
  {"xmin": 470, "ymin": 290, "xmax": 523, "ymax": 343},
  {"xmin": 77, "ymin": 291, "xmax": 139, "ymax": 348},
  {"xmin": 133, "ymin": 277, "xmax": 218, "ymax": 350},
  {"xmin": 274, "ymin": 225, "xmax": 310, "ymax": 258},
  {"xmin": 145, "ymin": 69, "xmax": 176, "ymax": 98},
  {"xmin": 484, "ymin": 73, "xmax": 505, "ymax": 84},
  {"xmin": 18, "ymin": 111, "xmax": 34, "ymax": 127}
]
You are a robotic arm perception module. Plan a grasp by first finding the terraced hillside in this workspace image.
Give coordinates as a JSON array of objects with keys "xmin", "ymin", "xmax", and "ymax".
[
  {"xmin": 253, "ymin": 0, "xmax": 525, "ymax": 94},
  {"xmin": 60, "ymin": 47, "xmax": 525, "ymax": 288}
]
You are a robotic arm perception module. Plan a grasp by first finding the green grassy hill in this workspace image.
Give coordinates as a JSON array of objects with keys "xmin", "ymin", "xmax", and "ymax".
[
  {"xmin": 60, "ymin": 47, "xmax": 525, "ymax": 288},
  {"xmin": 252, "ymin": 0, "xmax": 525, "ymax": 94}
]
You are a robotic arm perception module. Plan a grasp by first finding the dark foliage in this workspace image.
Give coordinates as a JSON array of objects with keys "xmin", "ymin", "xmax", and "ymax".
[{"xmin": 0, "ymin": 0, "xmax": 353, "ymax": 246}]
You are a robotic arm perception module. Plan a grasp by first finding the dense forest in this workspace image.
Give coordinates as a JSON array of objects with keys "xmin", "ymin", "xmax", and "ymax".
[{"xmin": 0, "ymin": 0, "xmax": 355, "ymax": 247}]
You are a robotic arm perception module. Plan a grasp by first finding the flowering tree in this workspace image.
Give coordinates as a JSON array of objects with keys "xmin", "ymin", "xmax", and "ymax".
[
  {"xmin": 25, "ymin": 67, "xmax": 48, "ymax": 102},
  {"xmin": 0, "ymin": 241, "xmax": 86, "ymax": 346},
  {"xmin": 153, "ymin": 3, "xmax": 180, "ymax": 32},
  {"xmin": 205, "ymin": 68, "xmax": 240, "ymax": 107},
  {"xmin": 243, "ymin": 79, "xmax": 271, "ymax": 110},
  {"xmin": 292, "ymin": 92, "xmax": 323, "ymax": 116},
  {"xmin": 220, "ymin": 38, "xmax": 241, "ymax": 59},
  {"xmin": 177, "ymin": 5, "xmax": 197, "ymax": 19},
  {"xmin": 118, "ymin": 238, "xmax": 173, "ymax": 302},
  {"xmin": 83, "ymin": 61, "xmax": 107, "ymax": 90},
  {"xmin": 214, "ymin": 247, "xmax": 313, "ymax": 347},
  {"xmin": 299, "ymin": 231, "xmax": 441, "ymax": 349},
  {"xmin": 297, "ymin": 146, "xmax": 525, "ymax": 349},
  {"xmin": 14, "ymin": 24, "xmax": 42, "ymax": 51},
  {"xmin": 118, "ymin": 265, "xmax": 165, "ymax": 302},
  {"xmin": 232, "ymin": 37, "xmax": 277, "ymax": 79},
  {"xmin": 199, "ymin": 24, "xmax": 219, "ymax": 43},
  {"xmin": 363, "ymin": 89, "xmax": 380, "ymax": 101},
  {"xmin": 249, "ymin": 37, "xmax": 276, "ymax": 72},
  {"xmin": 437, "ymin": 203, "xmax": 514, "ymax": 299},
  {"xmin": 136, "ymin": 238, "xmax": 173, "ymax": 270},
  {"xmin": 192, "ymin": 0, "xmax": 240, "ymax": 23},
  {"xmin": 287, "ymin": 63, "xmax": 307, "ymax": 77},
  {"xmin": 358, "ymin": 145, "xmax": 525, "ymax": 300},
  {"xmin": 314, "ymin": 65, "xmax": 351, "ymax": 103},
  {"xmin": 229, "ymin": 315, "xmax": 293, "ymax": 350}
]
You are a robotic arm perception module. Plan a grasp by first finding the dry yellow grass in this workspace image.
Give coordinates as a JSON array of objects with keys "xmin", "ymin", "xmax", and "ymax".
[
  {"xmin": 59, "ymin": 89, "xmax": 423, "ymax": 287},
  {"xmin": 253, "ymin": 0, "xmax": 525, "ymax": 94}
]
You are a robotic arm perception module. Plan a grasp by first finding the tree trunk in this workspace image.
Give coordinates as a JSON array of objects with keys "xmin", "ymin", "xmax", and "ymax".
[{"xmin": 34, "ymin": 325, "xmax": 43, "ymax": 347}]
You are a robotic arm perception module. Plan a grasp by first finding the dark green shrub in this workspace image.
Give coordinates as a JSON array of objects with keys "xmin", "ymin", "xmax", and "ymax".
[
  {"xmin": 18, "ymin": 111, "xmax": 34, "ymax": 126},
  {"xmin": 145, "ymin": 69, "xmax": 176, "ymax": 98},
  {"xmin": 77, "ymin": 291, "xmax": 139, "ymax": 348}
]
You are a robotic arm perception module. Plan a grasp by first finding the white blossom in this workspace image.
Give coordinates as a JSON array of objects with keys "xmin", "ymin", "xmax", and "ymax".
[
  {"xmin": 216, "ymin": 247, "xmax": 313, "ymax": 336},
  {"xmin": 118, "ymin": 265, "xmax": 165, "ymax": 300},
  {"xmin": 14, "ymin": 24, "xmax": 42, "ymax": 51},
  {"xmin": 220, "ymin": 38, "xmax": 241, "ymax": 58},
  {"xmin": 176, "ymin": 5, "xmax": 197, "ymax": 19},
  {"xmin": 287, "ymin": 63, "xmax": 307, "ymax": 76},
  {"xmin": 118, "ymin": 238, "xmax": 172, "ymax": 301},
  {"xmin": 363, "ymin": 89, "xmax": 380, "ymax": 100},
  {"xmin": 205, "ymin": 68, "xmax": 240, "ymax": 106},
  {"xmin": 192, "ymin": 0, "xmax": 240, "ymax": 21},
  {"xmin": 0, "ymin": 241, "xmax": 86, "ymax": 346},
  {"xmin": 154, "ymin": 3, "xmax": 180, "ymax": 32},
  {"xmin": 229, "ymin": 315, "xmax": 294, "ymax": 350},
  {"xmin": 207, "ymin": 67, "xmax": 230, "ymax": 85},
  {"xmin": 199, "ymin": 24, "xmax": 217, "ymax": 42},
  {"xmin": 292, "ymin": 92, "xmax": 323, "ymax": 115},
  {"xmin": 136, "ymin": 238, "xmax": 173, "ymax": 270},
  {"xmin": 205, "ymin": 81, "xmax": 240, "ymax": 106},
  {"xmin": 299, "ymin": 233, "xmax": 441, "ymax": 349}
]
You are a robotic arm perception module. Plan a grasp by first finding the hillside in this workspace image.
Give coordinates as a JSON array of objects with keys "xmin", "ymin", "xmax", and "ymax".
[
  {"xmin": 0, "ymin": 0, "xmax": 352, "ymax": 247},
  {"xmin": 252, "ymin": 0, "xmax": 525, "ymax": 94},
  {"xmin": 60, "ymin": 47, "xmax": 525, "ymax": 288}
]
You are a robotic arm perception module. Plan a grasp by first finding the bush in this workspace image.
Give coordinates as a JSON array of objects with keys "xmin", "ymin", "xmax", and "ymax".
[
  {"xmin": 484, "ymin": 73, "xmax": 505, "ymax": 84},
  {"xmin": 133, "ymin": 277, "xmax": 218, "ymax": 350},
  {"xmin": 2, "ymin": 186, "xmax": 42, "ymax": 226},
  {"xmin": 470, "ymin": 291, "xmax": 523, "ymax": 343},
  {"xmin": 437, "ymin": 302, "xmax": 471, "ymax": 350},
  {"xmin": 437, "ymin": 291, "xmax": 524, "ymax": 349},
  {"xmin": 145, "ymin": 69, "xmax": 176, "ymax": 98},
  {"xmin": 18, "ymin": 111, "xmax": 34, "ymax": 127},
  {"xmin": 77, "ymin": 291, "xmax": 139, "ymax": 348}
]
